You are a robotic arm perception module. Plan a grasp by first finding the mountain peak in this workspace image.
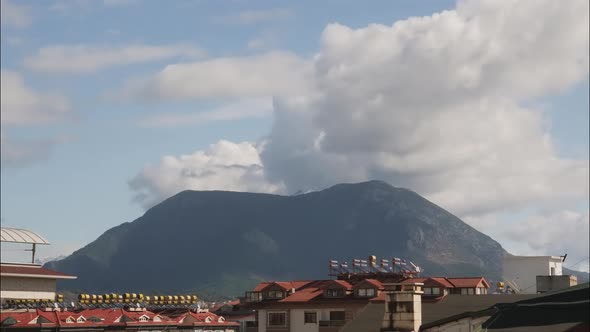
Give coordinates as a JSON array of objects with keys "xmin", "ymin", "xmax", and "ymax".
[{"xmin": 49, "ymin": 181, "xmax": 506, "ymax": 296}]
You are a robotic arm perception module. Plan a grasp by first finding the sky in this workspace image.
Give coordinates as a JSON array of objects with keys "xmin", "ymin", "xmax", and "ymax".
[{"xmin": 1, "ymin": 0, "xmax": 589, "ymax": 272}]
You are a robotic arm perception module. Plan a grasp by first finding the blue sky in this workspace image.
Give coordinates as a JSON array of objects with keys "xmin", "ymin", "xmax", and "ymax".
[{"xmin": 1, "ymin": 0, "xmax": 589, "ymax": 271}]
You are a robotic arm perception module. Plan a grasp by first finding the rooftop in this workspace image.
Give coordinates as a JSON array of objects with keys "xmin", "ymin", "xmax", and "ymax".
[{"xmin": 0, "ymin": 228, "xmax": 49, "ymax": 245}]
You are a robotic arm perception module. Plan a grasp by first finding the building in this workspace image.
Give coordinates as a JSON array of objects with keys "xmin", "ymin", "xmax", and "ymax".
[
  {"xmin": 0, "ymin": 307, "xmax": 240, "ymax": 331},
  {"xmin": 503, "ymin": 255, "xmax": 576, "ymax": 294},
  {"xmin": 420, "ymin": 282, "xmax": 589, "ymax": 332},
  {"xmin": 1, "ymin": 228, "xmax": 76, "ymax": 304},
  {"xmin": 211, "ymin": 299, "xmax": 256, "ymax": 331},
  {"xmin": 242, "ymin": 255, "xmax": 509, "ymax": 332},
  {"xmin": 244, "ymin": 279, "xmax": 389, "ymax": 332},
  {"xmin": 401, "ymin": 277, "xmax": 490, "ymax": 297}
]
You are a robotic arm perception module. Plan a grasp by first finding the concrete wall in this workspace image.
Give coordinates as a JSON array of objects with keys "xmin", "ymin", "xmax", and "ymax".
[
  {"xmin": 290, "ymin": 309, "xmax": 318, "ymax": 332},
  {"xmin": 536, "ymin": 275, "xmax": 577, "ymax": 293},
  {"xmin": 503, "ymin": 256, "xmax": 562, "ymax": 294},
  {"xmin": 258, "ymin": 307, "xmax": 352, "ymax": 332},
  {"xmin": 0, "ymin": 276, "xmax": 57, "ymax": 302}
]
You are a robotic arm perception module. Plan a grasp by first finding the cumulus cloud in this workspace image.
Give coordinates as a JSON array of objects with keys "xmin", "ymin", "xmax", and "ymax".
[
  {"xmin": 498, "ymin": 210, "xmax": 589, "ymax": 272},
  {"xmin": 130, "ymin": 0, "xmax": 589, "ymax": 231},
  {"xmin": 23, "ymin": 44, "xmax": 203, "ymax": 74},
  {"xmin": 129, "ymin": 140, "xmax": 284, "ymax": 208},
  {"xmin": 0, "ymin": 0, "xmax": 32, "ymax": 28},
  {"xmin": 260, "ymin": 0, "xmax": 590, "ymax": 217},
  {"xmin": 138, "ymin": 98, "xmax": 273, "ymax": 127},
  {"xmin": 216, "ymin": 8, "xmax": 294, "ymax": 25},
  {"xmin": 124, "ymin": 51, "xmax": 312, "ymax": 100},
  {"xmin": 1, "ymin": 70, "xmax": 71, "ymax": 125}
]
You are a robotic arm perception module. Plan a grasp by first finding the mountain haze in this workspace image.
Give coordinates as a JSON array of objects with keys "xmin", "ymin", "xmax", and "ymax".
[{"xmin": 46, "ymin": 181, "xmax": 507, "ymax": 296}]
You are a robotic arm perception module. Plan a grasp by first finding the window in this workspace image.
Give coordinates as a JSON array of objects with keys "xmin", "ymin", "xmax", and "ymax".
[
  {"xmin": 423, "ymin": 287, "xmax": 432, "ymax": 295},
  {"xmin": 551, "ymin": 267, "xmax": 556, "ymax": 276},
  {"xmin": 461, "ymin": 288, "xmax": 468, "ymax": 295},
  {"xmin": 266, "ymin": 290, "xmax": 284, "ymax": 299},
  {"xmin": 268, "ymin": 312, "xmax": 286, "ymax": 327},
  {"xmin": 304, "ymin": 312, "xmax": 317, "ymax": 324},
  {"xmin": 326, "ymin": 288, "xmax": 345, "ymax": 297},
  {"xmin": 357, "ymin": 288, "xmax": 376, "ymax": 297},
  {"xmin": 246, "ymin": 292, "xmax": 262, "ymax": 302},
  {"xmin": 329, "ymin": 311, "xmax": 345, "ymax": 322},
  {"xmin": 432, "ymin": 287, "xmax": 440, "ymax": 295},
  {"xmin": 138, "ymin": 315, "xmax": 149, "ymax": 322}
]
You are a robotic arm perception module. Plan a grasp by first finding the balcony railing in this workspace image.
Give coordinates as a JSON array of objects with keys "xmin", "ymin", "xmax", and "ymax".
[{"xmin": 319, "ymin": 320, "xmax": 345, "ymax": 327}]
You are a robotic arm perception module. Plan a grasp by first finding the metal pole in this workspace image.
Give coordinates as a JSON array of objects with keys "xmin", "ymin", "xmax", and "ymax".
[{"xmin": 31, "ymin": 243, "xmax": 36, "ymax": 264}]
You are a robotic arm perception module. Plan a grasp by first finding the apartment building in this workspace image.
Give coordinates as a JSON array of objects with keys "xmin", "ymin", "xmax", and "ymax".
[{"xmin": 244, "ymin": 279, "xmax": 388, "ymax": 332}]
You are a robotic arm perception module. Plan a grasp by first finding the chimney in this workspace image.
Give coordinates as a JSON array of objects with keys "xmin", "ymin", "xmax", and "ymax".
[{"xmin": 381, "ymin": 282, "xmax": 423, "ymax": 332}]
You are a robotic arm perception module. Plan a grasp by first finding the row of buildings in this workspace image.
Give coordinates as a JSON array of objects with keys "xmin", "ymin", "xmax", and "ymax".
[
  {"xmin": 1, "ymin": 227, "xmax": 587, "ymax": 331},
  {"xmin": 0, "ymin": 307, "xmax": 240, "ymax": 331}
]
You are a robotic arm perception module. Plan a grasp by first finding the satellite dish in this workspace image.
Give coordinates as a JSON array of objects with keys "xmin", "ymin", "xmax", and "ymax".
[
  {"xmin": 136, "ymin": 303, "xmax": 141, "ymax": 308},
  {"xmin": 71, "ymin": 302, "xmax": 75, "ymax": 308}
]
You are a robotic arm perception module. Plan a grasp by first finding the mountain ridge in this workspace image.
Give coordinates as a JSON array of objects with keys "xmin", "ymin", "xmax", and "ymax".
[{"xmin": 47, "ymin": 180, "xmax": 507, "ymax": 296}]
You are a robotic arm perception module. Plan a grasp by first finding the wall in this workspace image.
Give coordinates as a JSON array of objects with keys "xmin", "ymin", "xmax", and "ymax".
[
  {"xmin": 422, "ymin": 315, "xmax": 490, "ymax": 332},
  {"xmin": 502, "ymin": 256, "xmax": 562, "ymax": 294},
  {"xmin": 536, "ymin": 275, "xmax": 577, "ymax": 293},
  {"xmin": 258, "ymin": 305, "xmax": 360, "ymax": 332},
  {"xmin": 290, "ymin": 309, "xmax": 319, "ymax": 332},
  {"xmin": 0, "ymin": 276, "xmax": 57, "ymax": 301}
]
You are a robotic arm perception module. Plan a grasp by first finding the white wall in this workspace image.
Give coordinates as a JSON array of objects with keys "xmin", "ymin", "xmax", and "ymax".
[
  {"xmin": 290, "ymin": 309, "xmax": 318, "ymax": 332},
  {"xmin": 0, "ymin": 276, "xmax": 57, "ymax": 301},
  {"xmin": 258, "ymin": 309, "xmax": 267, "ymax": 332},
  {"xmin": 503, "ymin": 256, "xmax": 563, "ymax": 294}
]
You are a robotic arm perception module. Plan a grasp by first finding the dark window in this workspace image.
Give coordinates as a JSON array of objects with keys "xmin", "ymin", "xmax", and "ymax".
[
  {"xmin": 266, "ymin": 290, "xmax": 284, "ymax": 299},
  {"xmin": 304, "ymin": 312, "xmax": 317, "ymax": 323},
  {"xmin": 268, "ymin": 312, "xmax": 286, "ymax": 326},
  {"xmin": 326, "ymin": 288, "xmax": 345, "ymax": 297},
  {"xmin": 357, "ymin": 288, "xmax": 376, "ymax": 297},
  {"xmin": 329, "ymin": 311, "xmax": 345, "ymax": 321}
]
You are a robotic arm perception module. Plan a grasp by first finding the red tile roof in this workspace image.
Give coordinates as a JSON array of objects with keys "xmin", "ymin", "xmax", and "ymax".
[
  {"xmin": 279, "ymin": 287, "xmax": 323, "ymax": 302},
  {"xmin": 447, "ymin": 277, "xmax": 490, "ymax": 288},
  {"xmin": 253, "ymin": 280, "xmax": 312, "ymax": 292},
  {"xmin": 403, "ymin": 277, "xmax": 455, "ymax": 288},
  {"xmin": 0, "ymin": 264, "xmax": 76, "ymax": 279},
  {"xmin": 326, "ymin": 280, "xmax": 353, "ymax": 290},
  {"xmin": 403, "ymin": 277, "xmax": 490, "ymax": 289},
  {"xmin": 0, "ymin": 309, "xmax": 238, "ymax": 328},
  {"xmin": 353, "ymin": 279, "xmax": 383, "ymax": 289}
]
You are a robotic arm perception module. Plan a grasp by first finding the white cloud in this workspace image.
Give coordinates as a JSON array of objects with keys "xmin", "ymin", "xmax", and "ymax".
[
  {"xmin": 138, "ymin": 98, "xmax": 273, "ymax": 127},
  {"xmin": 130, "ymin": 0, "xmax": 589, "ymax": 259},
  {"xmin": 129, "ymin": 140, "xmax": 284, "ymax": 208},
  {"xmin": 0, "ymin": 0, "xmax": 32, "ymax": 28},
  {"xmin": 217, "ymin": 8, "xmax": 294, "ymax": 25},
  {"xmin": 260, "ymin": 0, "xmax": 590, "ymax": 217},
  {"xmin": 1, "ymin": 70, "xmax": 71, "ymax": 125},
  {"xmin": 468, "ymin": 210, "xmax": 590, "ymax": 272},
  {"xmin": 0, "ymin": 133, "xmax": 57, "ymax": 169},
  {"xmin": 103, "ymin": 0, "xmax": 138, "ymax": 7},
  {"xmin": 23, "ymin": 43, "xmax": 203, "ymax": 74},
  {"xmin": 125, "ymin": 51, "xmax": 312, "ymax": 100}
]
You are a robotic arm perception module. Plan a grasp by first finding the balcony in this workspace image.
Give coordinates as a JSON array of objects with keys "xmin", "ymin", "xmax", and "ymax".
[{"xmin": 319, "ymin": 320, "xmax": 345, "ymax": 327}]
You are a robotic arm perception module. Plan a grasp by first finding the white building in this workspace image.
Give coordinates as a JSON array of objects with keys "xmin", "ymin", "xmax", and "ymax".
[
  {"xmin": 502, "ymin": 255, "xmax": 564, "ymax": 294},
  {"xmin": 0, "ymin": 227, "xmax": 76, "ymax": 303}
]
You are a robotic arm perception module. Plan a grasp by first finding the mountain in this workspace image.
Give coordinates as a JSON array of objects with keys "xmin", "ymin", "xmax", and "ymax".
[{"xmin": 46, "ymin": 181, "xmax": 507, "ymax": 296}]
